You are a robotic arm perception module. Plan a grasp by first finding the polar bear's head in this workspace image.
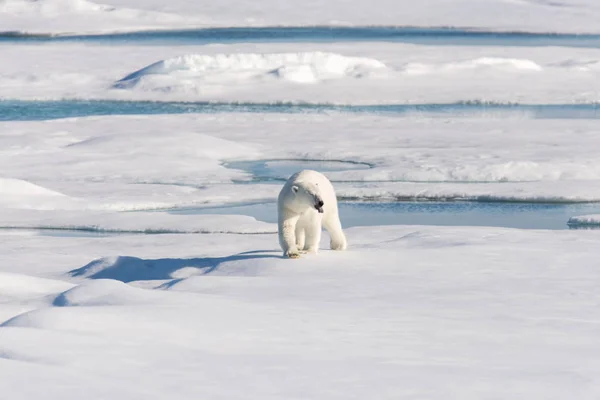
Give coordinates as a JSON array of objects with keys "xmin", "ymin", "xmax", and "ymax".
[{"xmin": 288, "ymin": 182, "xmax": 325, "ymax": 214}]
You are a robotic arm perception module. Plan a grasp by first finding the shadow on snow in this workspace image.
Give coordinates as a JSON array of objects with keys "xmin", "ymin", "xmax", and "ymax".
[{"xmin": 69, "ymin": 250, "xmax": 282, "ymax": 283}]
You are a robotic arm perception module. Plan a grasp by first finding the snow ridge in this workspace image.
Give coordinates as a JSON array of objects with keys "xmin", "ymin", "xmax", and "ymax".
[{"xmin": 115, "ymin": 52, "xmax": 387, "ymax": 90}]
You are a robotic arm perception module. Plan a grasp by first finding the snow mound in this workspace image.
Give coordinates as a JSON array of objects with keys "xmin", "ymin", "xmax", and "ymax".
[
  {"xmin": 0, "ymin": 272, "xmax": 73, "ymax": 297},
  {"xmin": 0, "ymin": 178, "xmax": 65, "ymax": 197},
  {"xmin": 0, "ymin": 178, "xmax": 78, "ymax": 209},
  {"xmin": 402, "ymin": 57, "xmax": 542, "ymax": 75},
  {"xmin": 53, "ymin": 279, "xmax": 158, "ymax": 306},
  {"xmin": 114, "ymin": 52, "xmax": 388, "ymax": 90},
  {"xmin": 567, "ymin": 214, "xmax": 600, "ymax": 227}
]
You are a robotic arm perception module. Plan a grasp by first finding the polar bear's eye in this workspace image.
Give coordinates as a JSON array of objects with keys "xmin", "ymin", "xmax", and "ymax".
[{"xmin": 292, "ymin": 185, "xmax": 299, "ymax": 193}]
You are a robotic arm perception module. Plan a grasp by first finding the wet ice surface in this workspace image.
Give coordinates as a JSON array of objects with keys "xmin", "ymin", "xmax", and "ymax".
[
  {"xmin": 4, "ymin": 27, "xmax": 600, "ymax": 48},
  {"xmin": 214, "ymin": 158, "xmax": 600, "ymax": 230},
  {"xmin": 2, "ymin": 100, "xmax": 600, "ymax": 122},
  {"xmin": 167, "ymin": 201, "xmax": 600, "ymax": 230}
]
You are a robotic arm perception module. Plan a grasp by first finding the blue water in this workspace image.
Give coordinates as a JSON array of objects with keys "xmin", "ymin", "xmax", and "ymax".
[
  {"xmin": 3, "ymin": 27, "xmax": 600, "ymax": 48},
  {"xmin": 2, "ymin": 100, "xmax": 600, "ymax": 121},
  {"xmin": 169, "ymin": 201, "xmax": 600, "ymax": 230}
]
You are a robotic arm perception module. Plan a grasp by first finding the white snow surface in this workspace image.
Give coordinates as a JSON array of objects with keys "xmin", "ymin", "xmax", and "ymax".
[
  {"xmin": 0, "ymin": 209, "xmax": 276, "ymax": 234},
  {"xmin": 4, "ymin": 0, "xmax": 600, "ymax": 33},
  {"xmin": 1, "ymin": 226, "xmax": 600, "ymax": 399},
  {"xmin": 2, "ymin": 43, "xmax": 600, "ymax": 103}
]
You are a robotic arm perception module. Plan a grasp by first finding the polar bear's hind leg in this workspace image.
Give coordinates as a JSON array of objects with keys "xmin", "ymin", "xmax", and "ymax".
[{"xmin": 323, "ymin": 214, "xmax": 347, "ymax": 250}]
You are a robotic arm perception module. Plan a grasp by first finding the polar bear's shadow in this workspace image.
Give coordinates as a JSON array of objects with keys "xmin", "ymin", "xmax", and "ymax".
[{"xmin": 69, "ymin": 250, "xmax": 282, "ymax": 283}]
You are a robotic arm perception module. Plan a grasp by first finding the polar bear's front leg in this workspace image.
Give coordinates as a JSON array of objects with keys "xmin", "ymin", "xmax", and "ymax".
[
  {"xmin": 303, "ymin": 217, "xmax": 322, "ymax": 253},
  {"xmin": 279, "ymin": 215, "xmax": 301, "ymax": 258},
  {"xmin": 295, "ymin": 224, "xmax": 306, "ymax": 250}
]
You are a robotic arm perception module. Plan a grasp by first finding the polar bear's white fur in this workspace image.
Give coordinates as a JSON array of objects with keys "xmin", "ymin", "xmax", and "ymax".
[{"xmin": 277, "ymin": 169, "xmax": 347, "ymax": 258}]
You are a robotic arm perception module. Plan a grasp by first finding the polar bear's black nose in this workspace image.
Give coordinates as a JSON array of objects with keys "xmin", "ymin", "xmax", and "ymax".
[{"xmin": 315, "ymin": 200, "xmax": 324, "ymax": 213}]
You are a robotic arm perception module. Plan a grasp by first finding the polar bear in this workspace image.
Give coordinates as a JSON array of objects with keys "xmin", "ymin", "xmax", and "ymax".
[{"xmin": 278, "ymin": 169, "xmax": 347, "ymax": 258}]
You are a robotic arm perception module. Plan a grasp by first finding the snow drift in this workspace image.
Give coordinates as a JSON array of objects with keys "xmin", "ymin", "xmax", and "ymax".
[
  {"xmin": 114, "ymin": 52, "xmax": 388, "ymax": 92},
  {"xmin": 2, "ymin": 43, "xmax": 599, "ymax": 104},
  {"xmin": 0, "ymin": 178, "xmax": 65, "ymax": 197},
  {"xmin": 53, "ymin": 279, "xmax": 160, "ymax": 306},
  {"xmin": 0, "ymin": 178, "xmax": 80, "ymax": 209},
  {"xmin": 0, "ymin": 272, "xmax": 73, "ymax": 297}
]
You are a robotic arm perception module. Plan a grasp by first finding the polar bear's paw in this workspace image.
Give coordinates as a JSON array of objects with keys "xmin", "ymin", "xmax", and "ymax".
[
  {"xmin": 285, "ymin": 250, "xmax": 301, "ymax": 259},
  {"xmin": 303, "ymin": 246, "xmax": 319, "ymax": 254},
  {"xmin": 330, "ymin": 237, "xmax": 347, "ymax": 251}
]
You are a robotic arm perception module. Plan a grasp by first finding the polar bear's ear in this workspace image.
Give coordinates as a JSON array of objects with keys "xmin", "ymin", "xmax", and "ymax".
[{"xmin": 292, "ymin": 185, "xmax": 299, "ymax": 193}]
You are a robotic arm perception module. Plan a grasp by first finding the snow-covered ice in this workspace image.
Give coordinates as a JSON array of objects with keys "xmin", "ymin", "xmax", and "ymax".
[
  {"xmin": 0, "ymin": 0, "xmax": 209, "ymax": 34},
  {"xmin": 4, "ymin": 0, "xmax": 600, "ymax": 34},
  {"xmin": 114, "ymin": 52, "xmax": 388, "ymax": 89},
  {"xmin": 0, "ymin": 209, "xmax": 276, "ymax": 234},
  {"xmin": 1, "ymin": 42, "xmax": 600, "ymax": 103},
  {"xmin": 2, "ymin": 227, "xmax": 600, "ymax": 399},
  {"xmin": 2, "ymin": 114, "xmax": 600, "ymax": 214},
  {"xmin": 3, "ymin": 2, "xmax": 600, "ymax": 398}
]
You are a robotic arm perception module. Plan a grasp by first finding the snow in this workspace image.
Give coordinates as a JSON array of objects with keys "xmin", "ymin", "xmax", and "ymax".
[
  {"xmin": 2, "ymin": 42, "xmax": 600, "ymax": 104},
  {"xmin": 568, "ymin": 214, "xmax": 600, "ymax": 227},
  {"xmin": 52, "ymin": 279, "xmax": 161, "ymax": 306},
  {"xmin": 2, "ymin": 112, "xmax": 598, "ymax": 400},
  {"xmin": 1, "ymin": 227, "xmax": 600, "ymax": 399},
  {"xmin": 0, "ymin": 177, "xmax": 66, "ymax": 197},
  {"xmin": 0, "ymin": 178, "xmax": 79, "ymax": 209},
  {"xmin": 114, "ymin": 52, "xmax": 387, "ymax": 90},
  {"xmin": 1, "ymin": 114, "xmax": 600, "ymax": 212},
  {"xmin": 4, "ymin": 0, "xmax": 600, "ymax": 34},
  {"xmin": 402, "ymin": 57, "xmax": 544, "ymax": 74},
  {"xmin": 3, "ymin": 1, "xmax": 600, "ymax": 397},
  {"xmin": 0, "ymin": 209, "xmax": 276, "ymax": 234},
  {"xmin": 0, "ymin": 0, "xmax": 209, "ymax": 34}
]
